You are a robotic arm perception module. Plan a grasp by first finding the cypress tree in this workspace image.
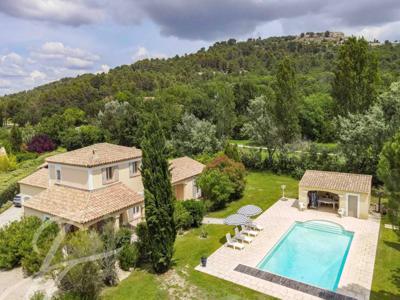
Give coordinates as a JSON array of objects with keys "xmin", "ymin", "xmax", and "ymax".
[
  {"xmin": 141, "ymin": 114, "xmax": 176, "ymax": 273},
  {"xmin": 332, "ymin": 37, "xmax": 379, "ymax": 115}
]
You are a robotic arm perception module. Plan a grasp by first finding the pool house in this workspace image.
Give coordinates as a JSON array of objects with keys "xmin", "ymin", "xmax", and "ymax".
[{"xmin": 298, "ymin": 170, "xmax": 372, "ymax": 219}]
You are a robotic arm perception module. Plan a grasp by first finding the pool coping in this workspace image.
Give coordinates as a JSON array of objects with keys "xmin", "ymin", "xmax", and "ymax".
[{"xmin": 234, "ymin": 264, "xmax": 357, "ymax": 300}]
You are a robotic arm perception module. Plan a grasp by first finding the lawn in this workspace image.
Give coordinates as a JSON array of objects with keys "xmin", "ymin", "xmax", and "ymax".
[
  {"xmin": 102, "ymin": 171, "xmax": 284, "ymax": 300},
  {"xmin": 207, "ymin": 171, "xmax": 298, "ymax": 218},
  {"xmin": 370, "ymin": 214, "xmax": 400, "ymax": 299}
]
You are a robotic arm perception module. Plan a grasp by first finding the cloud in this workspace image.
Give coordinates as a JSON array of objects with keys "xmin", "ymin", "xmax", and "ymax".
[
  {"xmin": 0, "ymin": 42, "xmax": 105, "ymax": 95},
  {"xmin": 0, "ymin": 0, "xmax": 104, "ymax": 26},
  {"xmin": 132, "ymin": 46, "xmax": 166, "ymax": 62},
  {"xmin": 104, "ymin": 0, "xmax": 400, "ymax": 41},
  {"xmin": 32, "ymin": 42, "xmax": 99, "ymax": 69},
  {"xmin": 96, "ymin": 64, "xmax": 110, "ymax": 74}
]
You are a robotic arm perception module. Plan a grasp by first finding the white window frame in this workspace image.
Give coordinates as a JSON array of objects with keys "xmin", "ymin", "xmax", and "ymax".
[
  {"xmin": 105, "ymin": 166, "xmax": 113, "ymax": 181},
  {"xmin": 192, "ymin": 179, "xmax": 201, "ymax": 199},
  {"xmin": 345, "ymin": 193, "xmax": 360, "ymax": 218},
  {"xmin": 129, "ymin": 160, "xmax": 140, "ymax": 177}
]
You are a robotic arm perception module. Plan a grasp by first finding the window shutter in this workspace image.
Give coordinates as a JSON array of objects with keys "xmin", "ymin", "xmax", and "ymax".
[
  {"xmin": 102, "ymin": 168, "xmax": 106, "ymax": 184},
  {"xmin": 114, "ymin": 166, "xmax": 119, "ymax": 181}
]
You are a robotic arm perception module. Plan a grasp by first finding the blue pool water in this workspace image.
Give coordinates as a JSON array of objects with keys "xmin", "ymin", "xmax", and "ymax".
[{"xmin": 257, "ymin": 220, "xmax": 353, "ymax": 291}]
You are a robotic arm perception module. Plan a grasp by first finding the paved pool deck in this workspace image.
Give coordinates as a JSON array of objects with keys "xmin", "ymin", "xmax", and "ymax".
[{"xmin": 196, "ymin": 198, "xmax": 380, "ymax": 300}]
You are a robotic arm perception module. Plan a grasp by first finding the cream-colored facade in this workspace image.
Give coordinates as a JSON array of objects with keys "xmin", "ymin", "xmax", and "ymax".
[
  {"xmin": 19, "ymin": 184, "xmax": 46, "ymax": 197},
  {"xmin": 298, "ymin": 187, "xmax": 370, "ymax": 219},
  {"xmin": 298, "ymin": 170, "xmax": 372, "ymax": 219},
  {"xmin": 21, "ymin": 143, "xmax": 204, "ymax": 230}
]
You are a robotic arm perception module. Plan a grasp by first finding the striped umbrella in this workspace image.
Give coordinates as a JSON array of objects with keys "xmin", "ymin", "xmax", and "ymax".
[
  {"xmin": 237, "ymin": 205, "xmax": 262, "ymax": 217},
  {"xmin": 224, "ymin": 214, "xmax": 251, "ymax": 226}
]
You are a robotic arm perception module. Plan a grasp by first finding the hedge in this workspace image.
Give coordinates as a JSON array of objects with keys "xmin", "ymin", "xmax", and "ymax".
[{"xmin": 0, "ymin": 149, "xmax": 65, "ymax": 207}]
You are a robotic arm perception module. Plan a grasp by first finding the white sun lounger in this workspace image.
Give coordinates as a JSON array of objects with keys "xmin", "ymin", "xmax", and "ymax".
[
  {"xmin": 234, "ymin": 227, "xmax": 253, "ymax": 243},
  {"xmin": 240, "ymin": 225, "xmax": 258, "ymax": 237},
  {"xmin": 226, "ymin": 233, "xmax": 245, "ymax": 250},
  {"xmin": 248, "ymin": 222, "xmax": 264, "ymax": 231}
]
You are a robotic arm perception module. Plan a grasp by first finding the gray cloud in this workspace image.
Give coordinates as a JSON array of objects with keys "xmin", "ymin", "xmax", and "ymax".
[
  {"xmin": 0, "ymin": 0, "xmax": 104, "ymax": 26},
  {"xmin": 108, "ymin": 0, "xmax": 400, "ymax": 40}
]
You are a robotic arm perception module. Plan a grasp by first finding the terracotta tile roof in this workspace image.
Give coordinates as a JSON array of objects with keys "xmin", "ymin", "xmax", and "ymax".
[
  {"xmin": 299, "ymin": 170, "xmax": 372, "ymax": 194},
  {"xmin": 46, "ymin": 143, "xmax": 142, "ymax": 167},
  {"xmin": 18, "ymin": 168, "xmax": 49, "ymax": 189},
  {"xmin": 23, "ymin": 182, "xmax": 144, "ymax": 224},
  {"xmin": 170, "ymin": 156, "xmax": 205, "ymax": 184}
]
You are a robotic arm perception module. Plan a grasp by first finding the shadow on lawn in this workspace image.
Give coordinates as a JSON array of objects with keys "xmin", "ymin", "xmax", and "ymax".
[{"xmin": 383, "ymin": 240, "xmax": 400, "ymax": 251}]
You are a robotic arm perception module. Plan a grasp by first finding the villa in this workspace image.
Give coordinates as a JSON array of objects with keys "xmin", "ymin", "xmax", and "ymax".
[{"xmin": 18, "ymin": 143, "xmax": 204, "ymax": 231}]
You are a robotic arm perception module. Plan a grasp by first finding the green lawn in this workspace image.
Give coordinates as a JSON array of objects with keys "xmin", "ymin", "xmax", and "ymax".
[
  {"xmin": 370, "ymin": 214, "xmax": 400, "ymax": 299},
  {"xmin": 103, "ymin": 224, "xmax": 274, "ymax": 300},
  {"xmin": 207, "ymin": 171, "xmax": 298, "ymax": 218},
  {"xmin": 102, "ymin": 171, "xmax": 286, "ymax": 299}
]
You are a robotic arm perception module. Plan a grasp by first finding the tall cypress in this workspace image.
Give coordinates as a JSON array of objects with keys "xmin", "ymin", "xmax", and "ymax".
[{"xmin": 141, "ymin": 115, "xmax": 176, "ymax": 273}]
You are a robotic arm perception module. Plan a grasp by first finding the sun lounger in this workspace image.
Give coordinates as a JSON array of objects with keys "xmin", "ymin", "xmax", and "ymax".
[
  {"xmin": 225, "ymin": 233, "xmax": 245, "ymax": 250},
  {"xmin": 240, "ymin": 225, "xmax": 258, "ymax": 237},
  {"xmin": 248, "ymin": 222, "xmax": 264, "ymax": 231},
  {"xmin": 234, "ymin": 227, "xmax": 252, "ymax": 243}
]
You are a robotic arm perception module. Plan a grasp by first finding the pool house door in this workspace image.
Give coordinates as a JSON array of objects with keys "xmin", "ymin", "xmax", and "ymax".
[{"xmin": 347, "ymin": 194, "xmax": 359, "ymax": 218}]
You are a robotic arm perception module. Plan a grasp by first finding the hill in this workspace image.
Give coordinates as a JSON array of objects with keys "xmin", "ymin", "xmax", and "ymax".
[{"xmin": 1, "ymin": 34, "xmax": 400, "ymax": 126}]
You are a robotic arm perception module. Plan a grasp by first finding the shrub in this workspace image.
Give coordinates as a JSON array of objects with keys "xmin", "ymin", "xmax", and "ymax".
[
  {"xmin": 182, "ymin": 200, "xmax": 205, "ymax": 227},
  {"xmin": 0, "ymin": 216, "xmax": 59, "ymax": 275},
  {"xmin": 15, "ymin": 152, "xmax": 38, "ymax": 163},
  {"xmin": 240, "ymin": 148, "xmax": 263, "ymax": 170},
  {"xmin": 197, "ymin": 169, "xmax": 235, "ymax": 211},
  {"xmin": 224, "ymin": 143, "xmax": 240, "ymax": 162},
  {"xmin": 27, "ymin": 134, "xmax": 56, "ymax": 153},
  {"xmin": 30, "ymin": 291, "xmax": 45, "ymax": 300},
  {"xmin": 0, "ymin": 154, "xmax": 16, "ymax": 172},
  {"xmin": 206, "ymin": 154, "xmax": 246, "ymax": 200},
  {"xmin": 58, "ymin": 231, "xmax": 104, "ymax": 300},
  {"xmin": 118, "ymin": 244, "xmax": 138, "ymax": 271},
  {"xmin": 135, "ymin": 222, "xmax": 150, "ymax": 264},
  {"xmin": 174, "ymin": 201, "xmax": 193, "ymax": 231},
  {"xmin": 115, "ymin": 227, "xmax": 132, "ymax": 248}
]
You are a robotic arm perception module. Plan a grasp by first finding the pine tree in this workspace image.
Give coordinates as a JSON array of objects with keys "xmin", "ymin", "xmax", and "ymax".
[
  {"xmin": 274, "ymin": 57, "xmax": 301, "ymax": 145},
  {"xmin": 141, "ymin": 115, "xmax": 176, "ymax": 273},
  {"xmin": 10, "ymin": 125, "xmax": 22, "ymax": 152},
  {"xmin": 332, "ymin": 37, "xmax": 379, "ymax": 115}
]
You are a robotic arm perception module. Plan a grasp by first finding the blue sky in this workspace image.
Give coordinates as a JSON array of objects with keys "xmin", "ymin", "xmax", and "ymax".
[{"xmin": 1, "ymin": 0, "xmax": 400, "ymax": 95}]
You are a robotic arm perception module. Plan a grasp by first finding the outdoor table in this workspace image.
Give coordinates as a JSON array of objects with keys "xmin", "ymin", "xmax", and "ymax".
[{"xmin": 317, "ymin": 198, "xmax": 338, "ymax": 210}]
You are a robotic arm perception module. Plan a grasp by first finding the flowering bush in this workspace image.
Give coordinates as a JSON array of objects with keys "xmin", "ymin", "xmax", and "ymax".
[{"xmin": 27, "ymin": 134, "xmax": 56, "ymax": 153}]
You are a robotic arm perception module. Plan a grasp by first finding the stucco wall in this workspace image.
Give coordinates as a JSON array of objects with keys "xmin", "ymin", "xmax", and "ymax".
[
  {"xmin": 48, "ymin": 163, "xmax": 88, "ymax": 189},
  {"xmin": 24, "ymin": 206, "xmax": 50, "ymax": 220},
  {"xmin": 19, "ymin": 184, "xmax": 46, "ymax": 198},
  {"xmin": 299, "ymin": 186, "xmax": 370, "ymax": 219},
  {"xmin": 173, "ymin": 177, "xmax": 200, "ymax": 200},
  {"xmin": 92, "ymin": 160, "xmax": 143, "ymax": 192}
]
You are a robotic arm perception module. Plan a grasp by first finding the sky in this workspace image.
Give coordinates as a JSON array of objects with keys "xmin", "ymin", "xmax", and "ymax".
[{"xmin": 1, "ymin": 0, "xmax": 400, "ymax": 95}]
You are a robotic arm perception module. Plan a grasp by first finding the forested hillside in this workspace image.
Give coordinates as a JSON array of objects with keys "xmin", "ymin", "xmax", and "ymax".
[
  {"xmin": 1, "ymin": 35, "xmax": 400, "ymax": 127},
  {"xmin": 1, "ymin": 34, "xmax": 400, "ymax": 190}
]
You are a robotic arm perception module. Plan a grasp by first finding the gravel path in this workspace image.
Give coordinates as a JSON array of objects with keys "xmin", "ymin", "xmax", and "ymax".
[{"xmin": 0, "ymin": 206, "xmax": 23, "ymax": 228}]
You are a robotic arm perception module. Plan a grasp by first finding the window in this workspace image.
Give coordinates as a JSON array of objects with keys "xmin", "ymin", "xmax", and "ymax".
[
  {"xmin": 56, "ymin": 169, "xmax": 61, "ymax": 181},
  {"xmin": 129, "ymin": 161, "xmax": 139, "ymax": 177},
  {"xmin": 102, "ymin": 166, "xmax": 118, "ymax": 184},
  {"xmin": 105, "ymin": 167, "xmax": 113, "ymax": 181}
]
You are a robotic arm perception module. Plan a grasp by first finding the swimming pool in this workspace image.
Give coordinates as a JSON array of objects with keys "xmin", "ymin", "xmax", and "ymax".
[{"xmin": 257, "ymin": 220, "xmax": 353, "ymax": 291}]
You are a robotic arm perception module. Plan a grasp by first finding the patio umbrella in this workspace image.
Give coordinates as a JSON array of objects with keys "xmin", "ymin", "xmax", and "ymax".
[
  {"xmin": 223, "ymin": 214, "xmax": 251, "ymax": 226},
  {"xmin": 237, "ymin": 205, "xmax": 262, "ymax": 217}
]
